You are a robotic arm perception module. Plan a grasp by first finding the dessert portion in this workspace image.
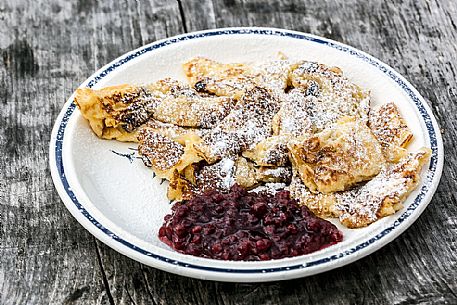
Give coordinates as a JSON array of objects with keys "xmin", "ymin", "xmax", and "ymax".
[
  {"xmin": 183, "ymin": 57, "xmax": 290, "ymax": 99},
  {"xmin": 74, "ymin": 78, "xmax": 235, "ymax": 141},
  {"xmin": 369, "ymin": 102, "xmax": 413, "ymax": 162},
  {"xmin": 337, "ymin": 148, "xmax": 430, "ymax": 228},
  {"xmin": 289, "ymin": 148, "xmax": 431, "ymax": 228},
  {"xmin": 193, "ymin": 87, "xmax": 280, "ymax": 163},
  {"xmin": 288, "ymin": 116, "xmax": 385, "ymax": 194},
  {"xmin": 159, "ymin": 185, "xmax": 343, "ymax": 261},
  {"xmin": 75, "ymin": 84, "xmax": 160, "ymax": 142},
  {"xmin": 75, "ymin": 54, "xmax": 431, "ymax": 259}
]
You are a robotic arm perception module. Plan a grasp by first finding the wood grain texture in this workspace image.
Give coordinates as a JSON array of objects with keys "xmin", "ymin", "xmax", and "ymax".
[
  {"xmin": 0, "ymin": 0, "xmax": 184, "ymax": 304},
  {"xmin": 1, "ymin": 0, "xmax": 456, "ymax": 304}
]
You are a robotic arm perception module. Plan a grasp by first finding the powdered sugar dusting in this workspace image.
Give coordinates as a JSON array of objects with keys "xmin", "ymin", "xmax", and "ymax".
[
  {"xmin": 220, "ymin": 158, "xmax": 236, "ymax": 189},
  {"xmin": 138, "ymin": 130, "xmax": 184, "ymax": 171},
  {"xmin": 195, "ymin": 158, "xmax": 236, "ymax": 193},
  {"xmin": 195, "ymin": 87, "xmax": 280, "ymax": 162},
  {"xmin": 250, "ymin": 183, "xmax": 287, "ymax": 195},
  {"xmin": 336, "ymin": 149, "xmax": 430, "ymax": 228}
]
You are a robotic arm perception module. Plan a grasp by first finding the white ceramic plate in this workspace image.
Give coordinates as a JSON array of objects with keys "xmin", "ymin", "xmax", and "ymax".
[{"xmin": 50, "ymin": 27, "xmax": 443, "ymax": 282}]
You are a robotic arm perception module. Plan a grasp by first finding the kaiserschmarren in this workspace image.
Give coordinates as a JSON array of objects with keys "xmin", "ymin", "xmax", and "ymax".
[{"xmin": 75, "ymin": 55, "xmax": 430, "ymax": 228}]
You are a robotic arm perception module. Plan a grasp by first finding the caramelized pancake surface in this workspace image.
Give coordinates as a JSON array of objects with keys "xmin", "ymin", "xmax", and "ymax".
[
  {"xmin": 75, "ymin": 78, "xmax": 233, "ymax": 141},
  {"xmin": 288, "ymin": 116, "xmax": 385, "ymax": 193},
  {"xmin": 289, "ymin": 147, "xmax": 430, "ymax": 227},
  {"xmin": 337, "ymin": 148, "xmax": 431, "ymax": 228},
  {"xmin": 75, "ymin": 84, "xmax": 161, "ymax": 141},
  {"xmin": 369, "ymin": 102, "xmax": 413, "ymax": 162}
]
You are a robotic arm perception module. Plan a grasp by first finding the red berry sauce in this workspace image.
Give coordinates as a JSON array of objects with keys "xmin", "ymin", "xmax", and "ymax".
[{"xmin": 158, "ymin": 184, "xmax": 343, "ymax": 261}]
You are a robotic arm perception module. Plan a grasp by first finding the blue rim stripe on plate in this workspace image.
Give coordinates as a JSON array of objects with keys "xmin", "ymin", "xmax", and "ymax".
[{"xmin": 55, "ymin": 28, "xmax": 438, "ymax": 274}]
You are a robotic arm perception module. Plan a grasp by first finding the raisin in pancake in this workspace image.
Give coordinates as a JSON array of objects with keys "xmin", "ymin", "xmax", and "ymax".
[
  {"xmin": 369, "ymin": 102, "xmax": 413, "ymax": 162},
  {"xmin": 288, "ymin": 116, "xmax": 385, "ymax": 193},
  {"xmin": 337, "ymin": 147, "xmax": 431, "ymax": 228},
  {"xmin": 152, "ymin": 91, "xmax": 235, "ymax": 128},
  {"xmin": 75, "ymin": 84, "xmax": 162, "ymax": 142},
  {"xmin": 183, "ymin": 57, "xmax": 291, "ymax": 99},
  {"xmin": 183, "ymin": 57, "xmax": 253, "ymax": 99}
]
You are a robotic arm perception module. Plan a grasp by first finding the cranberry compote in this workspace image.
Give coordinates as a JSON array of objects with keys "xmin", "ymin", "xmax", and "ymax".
[{"xmin": 158, "ymin": 185, "xmax": 343, "ymax": 261}]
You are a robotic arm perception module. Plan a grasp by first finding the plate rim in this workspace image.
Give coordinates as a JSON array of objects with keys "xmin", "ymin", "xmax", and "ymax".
[{"xmin": 49, "ymin": 27, "xmax": 444, "ymax": 282}]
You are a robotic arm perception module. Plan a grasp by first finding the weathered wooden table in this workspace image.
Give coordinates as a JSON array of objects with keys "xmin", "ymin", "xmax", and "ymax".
[{"xmin": 1, "ymin": 0, "xmax": 456, "ymax": 304}]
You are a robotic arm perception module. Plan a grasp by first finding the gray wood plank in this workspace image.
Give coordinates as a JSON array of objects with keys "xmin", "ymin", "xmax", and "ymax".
[
  {"xmin": 0, "ymin": 0, "xmax": 110, "ymax": 300},
  {"xmin": 0, "ymin": 0, "xmax": 184, "ymax": 304},
  {"xmin": 1, "ymin": 0, "xmax": 456, "ymax": 304}
]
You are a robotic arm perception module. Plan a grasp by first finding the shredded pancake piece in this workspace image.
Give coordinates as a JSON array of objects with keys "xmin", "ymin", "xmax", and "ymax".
[
  {"xmin": 242, "ymin": 135, "xmax": 290, "ymax": 167},
  {"xmin": 290, "ymin": 61, "xmax": 370, "ymax": 110},
  {"xmin": 166, "ymin": 156, "xmax": 294, "ymax": 201},
  {"xmin": 193, "ymin": 87, "xmax": 281, "ymax": 163},
  {"xmin": 138, "ymin": 131, "xmax": 184, "ymax": 179},
  {"xmin": 138, "ymin": 126, "xmax": 202, "ymax": 179},
  {"xmin": 288, "ymin": 172, "xmax": 342, "ymax": 218},
  {"xmin": 272, "ymin": 89, "xmax": 314, "ymax": 137},
  {"xmin": 153, "ymin": 92, "xmax": 235, "ymax": 128},
  {"xmin": 257, "ymin": 166, "xmax": 292, "ymax": 184},
  {"xmin": 75, "ymin": 84, "xmax": 162, "ymax": 141},
  {"xmin": 234, "ymin": 157, "xmax": 260, "ymax": 189},
  {"xmin": 183, "ymin": 57, "xmax": 291, "ymax": 99},
  {"xmin": 288, "ymin": 116, "xmax": 385, "ymax": 193},
  {"xmin": 142, "ymin": 118, "xmax": 209, "ymax": 140},
  {"xmin": 289, "ymin": 61, "xmax": 370, "ymax": 126},
  {"xmin": 251, "ymin": 59, "xmax": 292, "ymax": 93},
  {"xmin": 337, "ymin": 148, "xmax": 431, "ymax": 228},
  {"xmin": 167, "ymin": 158, "xmax": 237, "ymax": 201},
  {"xmin": 369, "ymin": 102, "xmax": 413, "ymax": 162},
  {"xmin": 183, "ymin": 57, "xmax": 254, "ymax": 99},
  {"xmin": 290, "ymin": 147, "xmax": 430, "ymax": 227},
  {"xmin": 74, "ymin": 77, "xmax": 230, "ymax": 141}
]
